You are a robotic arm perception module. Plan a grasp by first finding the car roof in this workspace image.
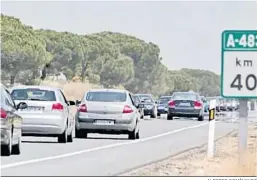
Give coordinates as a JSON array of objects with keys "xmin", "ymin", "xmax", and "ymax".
[
  {"xmin": 88, "ymin": 88, "xmax": 128, "ymax": 93},
  {"xmin": 160, "ymin": 96, "xmax": 172, "ymax": 98},
  {"xmin": 10, "ymin": 85, "xmax": 61, "ymax": 92},
  {"xmin": 173, "ymin": 91, "xmax": 199, "ymax": 95},
  {"xmin": 135, "ymin": 94, "xmax": 152, "ymax": 96}
]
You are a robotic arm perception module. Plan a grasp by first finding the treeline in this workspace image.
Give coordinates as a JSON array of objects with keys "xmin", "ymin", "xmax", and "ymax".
[{"xmin": 1, "ymin": 14, "xmax": 220, "ymax": 97}]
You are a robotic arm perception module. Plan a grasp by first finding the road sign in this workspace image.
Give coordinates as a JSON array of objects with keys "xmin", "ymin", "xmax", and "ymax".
[{"xmin": 221, "ymin": 30, "xmax": 257, "ymax": 98}]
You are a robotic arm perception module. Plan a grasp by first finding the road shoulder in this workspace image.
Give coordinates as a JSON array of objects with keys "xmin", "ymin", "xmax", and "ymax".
[{"xmin": 122, "ymin": 123, "xmax": 257, "ymax": 176}]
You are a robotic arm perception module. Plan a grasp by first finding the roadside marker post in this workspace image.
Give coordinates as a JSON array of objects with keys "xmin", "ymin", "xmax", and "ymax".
[
  {"xmin": 207, "ymin": 99, "xmax": 216, "ymax": 158},
  {"xmin": 221, "ymin": 30, "xmax": 257, "ymax": 165}
]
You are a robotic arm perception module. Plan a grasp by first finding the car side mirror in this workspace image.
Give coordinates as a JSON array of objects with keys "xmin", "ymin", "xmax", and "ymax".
[
  {"xmin": 16, "ymin": 102, "xmax": 28, "ymax": 110},
  {"xmin": 68, "ymin": 100, "xmax": 76, "ymax": 106},
  {"xmin": 141, "ymin": 100, "xmax": 145, "ymax": 103},
  {"xmin": 137, "ymin": 104, "xmax": 144, "ymax": 108},
  {"xmin": 75, "ymin": 100, "xmax": 81, "ymax": 106}
]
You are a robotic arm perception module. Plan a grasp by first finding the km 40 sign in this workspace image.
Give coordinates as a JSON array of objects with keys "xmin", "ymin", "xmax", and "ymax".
[{"xmin": 221, "ymin": 30, "xmax": 257, "ymax": 98}]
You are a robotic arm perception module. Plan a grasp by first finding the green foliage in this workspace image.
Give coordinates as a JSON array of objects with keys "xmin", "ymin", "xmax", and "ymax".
[{"xmin": 1, "ymin": 14, "xmax": 220, "ymax": 96}]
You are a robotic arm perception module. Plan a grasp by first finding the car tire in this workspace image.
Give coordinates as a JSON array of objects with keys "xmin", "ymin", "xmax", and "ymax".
[
  {"xmin": 150, "ymin": 109, "xmax": 157, "ymax": 118},
  {"xmin": 157, "ymin": 113, "xmax": 160, "ymax": 117},
  {"xmin": 167, "ymin": 114, "xmax": 173, "ymax": 120},
  {"xmin": 141, "ymin": 114, "xmax": 144, "ymax": 119},
  {"xmin": 75, "ymin": 128, "xmax": 87, "ymax": 138},
  {"xmin": 12, "ymin": 136, "xmax": 21, "ymax": 155},
  {"xmin": 198, "ymin": 115, "xmax": 204, "ymax": 121},
  {"xmin": 128, "ymin": 124, "xmax": 137, "ymax": 140},
  {"xmin": 1, "ymin": 132, "xmax": 12, "ymax": 156},
  {"xmin": 67, "ymin": 132, "xmax": 73, "ymax": 143},
  {"xmin": 58, "ymin": 126, "xmax": 67, "ymax": 143}
]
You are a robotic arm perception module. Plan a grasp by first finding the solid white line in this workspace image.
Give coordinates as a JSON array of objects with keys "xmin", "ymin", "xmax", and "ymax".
[{"xmin": 1, "ymin": 122, "xmax": 209, "ymax": 169}]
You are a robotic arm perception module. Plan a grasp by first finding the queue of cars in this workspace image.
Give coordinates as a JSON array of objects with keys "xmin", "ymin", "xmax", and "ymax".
[
  {"xmin": 1, "ymin": 83, "xmax": 237, "ymax": 157},
  {"xmin": 1, "ymin": 84, "xmax": 147, "ymax": 156}
]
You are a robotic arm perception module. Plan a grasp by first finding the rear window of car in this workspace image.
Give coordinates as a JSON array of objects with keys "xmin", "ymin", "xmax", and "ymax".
[
  {"xmin": 137, "ymin": 95, "xmax": 153, "ymax": 103},
  {"xmin": 173, "ymin": 93, "xmax": 198, "ymax": 101},
  {"xmin": 159, "ymin": 97, "xmax": 172, "ymax": 104},
  {"xmin": 11, "ymin": 88, "xmax": 56, "ymax": 101},
  {"xmin": 85, "ymin": 91, "xmax": 127, "ymax": 102}
]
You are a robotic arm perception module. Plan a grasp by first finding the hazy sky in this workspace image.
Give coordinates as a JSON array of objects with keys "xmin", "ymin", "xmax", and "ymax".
[{"xmin": 1, "ymin": 1, "xmax": 257, "ymax": 74}]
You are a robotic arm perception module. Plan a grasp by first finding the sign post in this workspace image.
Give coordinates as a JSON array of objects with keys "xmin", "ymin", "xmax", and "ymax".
[
  {"xmin": 207, "ymin": 99, "xmax": 216, "ymax": 158},
  {"xmin": 221, "ymin": 30, "xmax": 257, "ymax": 165}
]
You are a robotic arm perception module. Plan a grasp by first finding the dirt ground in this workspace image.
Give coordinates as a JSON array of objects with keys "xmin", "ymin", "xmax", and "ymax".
[{"xmin": 123, "ymin": 123, "xmax": 257, "ymax": 176}]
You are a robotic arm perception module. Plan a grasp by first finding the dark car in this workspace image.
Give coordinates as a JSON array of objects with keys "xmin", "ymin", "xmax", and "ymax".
[
  {"xmin": 167, "ymin": 91, "xmax": 204, "ymax": 121},
  {"xmin": 133, "ymin": 95, "xmax": 144, "ymax": 119},
  {"xmin": 135, "ymin": 94, "xmax": 157, "ymax": 118},
  {"xmin": 157, "ymin": 96, "xmax": 172, "ymax": 116},
  {"xmin": 0, "ymin": 84, "xmax": 28, "ymax": 156}
]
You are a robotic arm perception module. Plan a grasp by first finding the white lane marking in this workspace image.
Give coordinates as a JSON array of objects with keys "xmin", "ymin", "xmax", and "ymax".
[{"xmin": 1, "ymin": 122, "xmax": 209, "ymax": 169}]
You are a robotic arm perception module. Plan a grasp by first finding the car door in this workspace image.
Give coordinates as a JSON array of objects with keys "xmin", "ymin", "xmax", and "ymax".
[
  {"xmin": 3, "ymin": 87, "xmax": 22, "ymax": 143},
  {"xmin": 58, "ymin": 90, "xmax": 73, "ymax": 133}
]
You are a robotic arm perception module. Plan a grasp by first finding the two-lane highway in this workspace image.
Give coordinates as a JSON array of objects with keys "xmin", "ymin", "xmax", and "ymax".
[{"xmin": 1, "ymin": 116, "xmax": 238, "ymax": 176}]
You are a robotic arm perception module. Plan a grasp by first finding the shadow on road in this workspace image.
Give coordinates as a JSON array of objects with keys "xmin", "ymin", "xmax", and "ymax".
[
  {"xmin": 85, "ymin": 137, "xmax": 129, "ymax": 141},
  {"xmin": 22, "ymin": 140, "xmax": 57, "ymax": 144}
]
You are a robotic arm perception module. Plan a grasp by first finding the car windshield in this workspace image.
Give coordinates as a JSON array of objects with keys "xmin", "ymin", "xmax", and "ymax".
[
  {"xmin": 11, "ymin": 88, "xmax": 56, "ymax": 101},
  {"xmin": 137, "ymin": 95, "xmax": 153, "ymax": 103},
  {"xmin": 86, "ymin": 91, "xmax": 126, "ymax": 102},
  {"xmin": 159, "ymin": 97, "xmax": 171, "ymax": 104},
  {"xmin": 173, "ymin": 93, "xmax": 198, "ymax": 101}
]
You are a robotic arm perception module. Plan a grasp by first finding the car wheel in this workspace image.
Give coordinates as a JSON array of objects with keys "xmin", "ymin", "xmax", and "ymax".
[
  {"xmin": 1, "ymin": 132, "xmax": 12, "ymax": 156},
  {"xmin": 128, "ymin": 123, "xmax": 137, "ymax": 140},
  {"xmin": 12, "ymin": 136, "xmax": 21, "ymax": 155},
  {"xmin": 58, "ymin": 126, "xmax": 68, "ymax": 143},
  {"xmin": 140, "ymin": 114, "xmax": 144, "ymax": 119},
  {"xmin": 198, "ymin": 115, "xmax": 204, "ymax": 121},
  {"xmin": 75, "ymin": 128, "xmax": 87, "ymax": 138},
  {"xmin": 167, "ymin": 114, "xmax": 173, "ymax": 120},
  {"xmin": 67, "ymin": 131, "xmax": 73, "ymax": 142},
  {"xmin": 136, "ymin": 130, "xmax": 140, "ymax": 139},
  {"xmin": 157, "ymin": 113, "xmax": 160, "ymax": 117},
  {"xmin": 150, "ymin": 109, "xmax": 157, "ymax": 118}
]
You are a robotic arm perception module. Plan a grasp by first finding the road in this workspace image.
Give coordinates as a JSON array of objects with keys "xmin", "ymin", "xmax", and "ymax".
[{"xmin": 1, "ymin": 114, "xmax": 240, "ymax": 176}]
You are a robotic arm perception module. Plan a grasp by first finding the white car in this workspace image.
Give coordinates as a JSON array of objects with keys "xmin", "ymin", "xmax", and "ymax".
[
  {"xmin": 75, "ymin": 89, "xmax": 143, "ymax": 140},
  {"xmin": 10, "ymin": 86, "xmax": 75, "ymax": 143}
]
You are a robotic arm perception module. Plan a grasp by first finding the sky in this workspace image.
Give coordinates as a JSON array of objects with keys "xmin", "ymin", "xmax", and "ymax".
[{"xmin": 1, "ymin": 1, "xmax": 257, "ymax": 74}]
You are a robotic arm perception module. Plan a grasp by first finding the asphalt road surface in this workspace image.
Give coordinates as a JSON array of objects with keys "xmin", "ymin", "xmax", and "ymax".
[{"xmin": 1, "ymin": 114, "xmax": 241, "ymax": 176}]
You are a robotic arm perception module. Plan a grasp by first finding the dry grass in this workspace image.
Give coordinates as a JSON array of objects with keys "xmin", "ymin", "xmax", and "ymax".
[
  {"xmin": 40, "ymin": 80, "xmax": 101, "ymax": 100},
  {"xmin": 124, "ymin": 123, "xmax": 257, "ymax": 176},
  {"xmin": 40, "ymin": 80, "xmax": 101, "ymax": 114}
]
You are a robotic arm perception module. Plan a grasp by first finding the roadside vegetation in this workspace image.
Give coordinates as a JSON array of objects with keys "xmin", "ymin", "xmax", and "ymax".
[{"xmin": 1, "ymin": 14, "xmax": 220, "ymax": 97}]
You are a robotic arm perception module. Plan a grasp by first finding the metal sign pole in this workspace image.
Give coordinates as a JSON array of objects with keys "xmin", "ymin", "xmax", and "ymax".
[{"xmin": 238, "ymin": 99, "xmax": 248, "ymax": 165}]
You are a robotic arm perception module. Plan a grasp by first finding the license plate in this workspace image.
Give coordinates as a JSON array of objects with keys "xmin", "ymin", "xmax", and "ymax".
[
  {"xmin": 24, "ymin": 106, "xmax": 44, "ymax": 111},
  {"xmin": 94, "ymin": 120, "xmax": 114, "ymax": 125},
  {"xmin": 179, "ymin": 103, "xmax": 191, "ymax": 106},
  {"xmin": 158, "ymin": 106, "xmax": 164, "ymax": 109}
]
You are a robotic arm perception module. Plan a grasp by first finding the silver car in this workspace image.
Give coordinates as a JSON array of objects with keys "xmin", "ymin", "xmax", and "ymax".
[
  {"xmin": 1, "ymin": 84, "xmax": 28, "ymax": 156},
  {"xmin": 10, "ymin": 86, "xmax": 75, "ymax": 143},
  {"xmin": 75, "ymin": 89, "xmax": 143, "ymax": 140}
]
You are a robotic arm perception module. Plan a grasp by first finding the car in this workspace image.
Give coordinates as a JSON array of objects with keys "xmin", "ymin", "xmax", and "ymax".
[
  {"xmin": 167, "ymin": 91, "xmax": 204, "ymax": 121},
  {"xmin": 157, "ymin": 96, "xmax": 172, "ymax": 116},
  {"xmin": 132, "ymin": 95, "xmax": 144, "ymax": 119},
  {"xmin": 219, "ymin": 100, "xmax": 228, "ymax": 111},
  {"xmin": 205, "ymin": 97, "xmax": 221, "ymax": 112},
  {"xmin": 75, "ymin": 89, "xmax": 143, "ymax": 140},
  {"xmin": 1, "ymin": 83, "xmax": 28, "ymax": 156},
  {"xmin": 135, "ymin": 94, "xmax": 157, "ymax": 118},
  {"xmin": 10, "ymin": 86, "xmax": 75, "ymax": 143}
]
